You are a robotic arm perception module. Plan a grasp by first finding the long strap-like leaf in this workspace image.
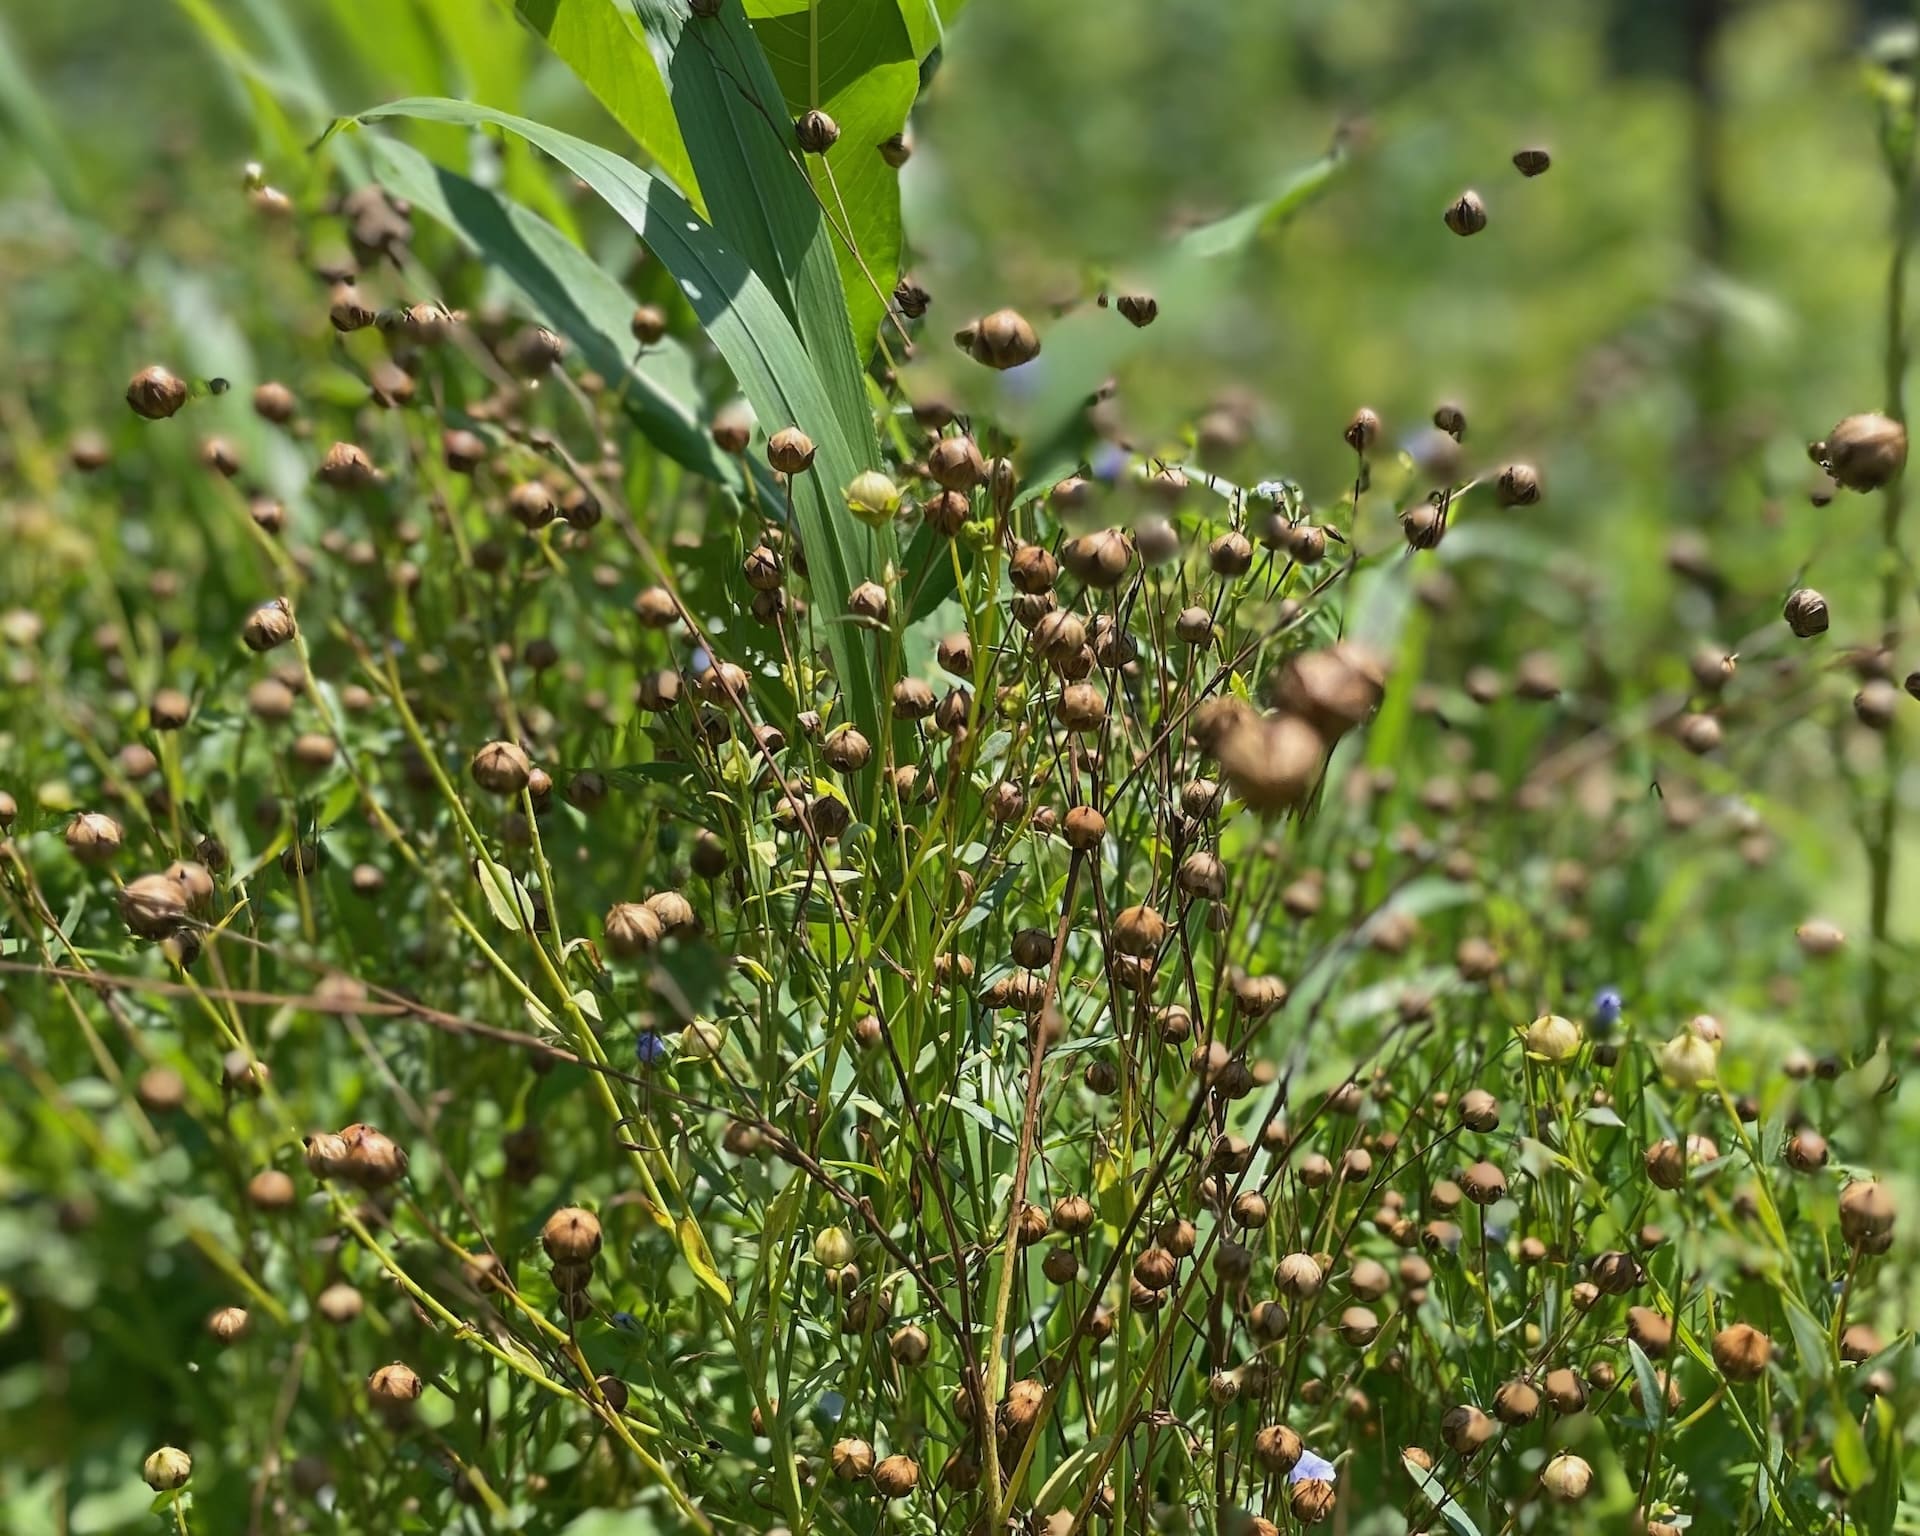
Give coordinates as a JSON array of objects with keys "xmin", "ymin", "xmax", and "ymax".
[
  {"xmin": 367, "ymin": 136, "xmax": 752, "ymax": 494},
  {"xmin": 346, "ymin": 101, "xmax": 890, "ymax": 745},
  {"xmin": 629, "ymin": 0, "xmax": 877, "ymax": 465}
]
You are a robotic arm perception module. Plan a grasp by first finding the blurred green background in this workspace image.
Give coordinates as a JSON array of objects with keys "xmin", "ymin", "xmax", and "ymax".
[{"xmin": 2, "ymin": 0, "xmax": 1917, "ymax": 1528}]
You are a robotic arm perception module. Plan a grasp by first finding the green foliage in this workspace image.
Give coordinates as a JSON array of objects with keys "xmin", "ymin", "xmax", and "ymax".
[{"xmin": 1, "ymin": 5, "xmax": 1919, "ymax": 1536}]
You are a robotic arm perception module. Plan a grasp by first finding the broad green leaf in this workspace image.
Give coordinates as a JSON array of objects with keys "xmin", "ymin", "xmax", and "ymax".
[
  {"xmin": 630, "ymin": 0, "xmax": 877, "ymax": 461},
  {"xmin": 474, "ymin": 855, "xmax": 536, "ymax": 931},
  {"xmin": 744, "ymin": 0, "xmax": 918, "ymax": 359},
  {"xmin": 1401, "ymin": 1455, "xmax": 1483, "ymax": 1536},
  {"xmin": 1014, "ymin": 149, "xmax": 1347, "ymax": 450},
  {"xmin": 344, "ymin": 102, "xmax": 891, "ymax": 746},
  {"xmin": 510, "ymin": 0, "xmax": 700, "ymax": 203},
  {"xmin": 366, "ymin": 136, "xmax": 748, "ymax": 489},
  {"xmin": 678, "ymin": 1215, "xmax": 733, "ymax": 1304},
  {"xmin": 895, "ymin": 0, "xmax": 964, "ymax": 59}
]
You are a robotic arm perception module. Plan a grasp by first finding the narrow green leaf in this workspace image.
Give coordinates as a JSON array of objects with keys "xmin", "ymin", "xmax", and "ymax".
[
  {"xmin": 510, "ymin": 0, "xmax": 701, "ymax": 203},
  {"xmin": 1832, "ymin": 1409, "xmax": 1873, "ymax": 1493},
  {"xmin": 345, "ymin": 102, "xmax": 890, "ymax": 745},
  {"xmin": 1862, "ymin": 1396, "xmax": 1901, "ymax": 1536},
  {"xmin": 744, "ymin": 0, "xmax": 918, "ymax": 358},
  {"xmin": 1628, "ymin": 1338, "xmax": 1665, "ymax": 1433},
  {"xmin": 678, "ymin": 1215, "xmax": 733, "ymax": 1304},
  {"xmin": 474, "ymin": 856, "xmax": 536, "ymax": 931},
  {"xmin": 1401, "ymin": 1455, "xmax": 1483, "ymax": 1536},
  {"xmin": 1781, "ymin": 1294, "xmax": 1831, "ymax": 1386},
  {"xmin": 630, "ymin": 0, "xmax": 877, "ymax": 461},
  {"xmin": 366, "ymin": 136, "xmax": 747, "ymax": 489}
]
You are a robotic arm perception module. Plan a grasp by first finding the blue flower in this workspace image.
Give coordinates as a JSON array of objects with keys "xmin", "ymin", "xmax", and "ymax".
[
  {"xmin": 610, "ymin": 1310, "xmax": 641, "ymax": 1332},
  {"xmin": 1090, "ymin": 442, "xmax": 1129, "ymax": 483},
  {"xmin": 1290, "ymin": 1448, "xmax": 1335, "ymax": 1484},
  {"xmin": 636, "ymin": 1030, "xmax": 668, "ymax": 1066},
  {"xmin": 1592, "ymin": 987, "xmax": 1623, "ymax": 1035}
]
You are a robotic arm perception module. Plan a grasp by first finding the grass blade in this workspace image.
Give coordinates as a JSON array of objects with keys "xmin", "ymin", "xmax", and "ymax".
[
  {"xmin": 744, "ymin": 0, "xmax": 919, "ymax": 359},
  {"xmin": 366, "ymin": 136, "xmax": 752, "ymax": 492},
  {"xmin": 346, "ymin": 100, "xmax": 890, "ymax": 744},
  {"xmin": 630, "ymin": 0, "xmax": 877, "ymax": 462}
]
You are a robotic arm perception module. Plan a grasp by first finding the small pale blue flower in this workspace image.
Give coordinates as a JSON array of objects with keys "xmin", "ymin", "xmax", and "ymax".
[
  {"xmin": 611, "ymin": 1310, "xmax": 640, "ymax": 1332},
  {"xmin": 636, "ymin": 1030, "xmax": 668, "ymax": 1066},
  {"xmin": 1090, "ymin": 442, "xmax": 1129, "ymax": 483},
  {"xmin": 1290, "ymin": 1448, "xmax": 1335, "ymax": 1484},
  {"xmin": 1592, "ymin": 987, "xmax": 1623, "ymax": 1035}
]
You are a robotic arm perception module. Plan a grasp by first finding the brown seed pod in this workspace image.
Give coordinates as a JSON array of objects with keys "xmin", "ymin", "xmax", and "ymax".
[
  {"xmin": 1495, "ymin": 462, "xmax": 1542, "ymax": 506},
  {"xmin": 1441, "ymin": 1403, "xmax": 1497, "ymax": 1455},
  {"xmin": 1821, "ymin": 413, "xmax": 1908, "ymax": 492},
  {"xmin": 1000, "ymin": 1378, "xmax": 1045, "ymax": 1440},
  {"xmin": 1712, "ymin": 1322, "xmax": 1772, "ymax": 1382},
  {"xmin": 471, "ymin": 740, "xmax": 533, "ymax": 795},
  {"xmin": 242, "ymin": 597, "xmax": 297, "ymax": 653},
  {"xmin": 1272, "ymin": 644, "xmax": 1387, "ymax": 741},
  {"xmin": 1857, "ymin": 678, "xmax": 1900, "ymax": 729},
  {"xmin": 207, "ymin": 1305, "xmax": 251, "ymax": 1344},
  {"xmin": 961, "ymin": 308, "xmax": 1041, "ymax": 370},
  {"xmin": 1628, "ymin": 1306, "xmax": 1673, "ymax": 1357},
  {"xmin": 252, "ymin": 381, "xmax": 297, "ymax": 425},
  {"xmin": 1513, "ymin": 146, "xmax": 1551, "ymax": 176},
  {"xmin": 1290, "ymin": 1480, "xmax": 1336, "ymax": 1525},
  {"xmin": 927, "ymin": 434, "xmax": 986, "ymax": 491},
  {"xmin": 1785, "ymin": 1129, "xmax": 1828, "ymax": 1172},
  {"xmin": 767, "ymin": 426, "xmax": 816, "ymax": 476},
  {"xmin": 605, "ymin": 901, "xmax": 664, "ymax": 957},
  {"xmin": 1344, "ymin": 407, "xmax": 1381, "ymax": 452},
  {"xmin": 1541, "ymin": 1454, "xmax": 1592, "ymax": 1504},
  {"xmin": 542, "ymin": 1206, "xmax": 603, "ymax": 1264},
  {"xmin": 1112, "ymin": 904, "xmax": 1167, "ymax": 957},
  {"xmin": 1589, "ymin": 1250, "xmax": 1641, "ymax": 1294},
  {"xmin": 873, "ymin": 1454, "xmax": 920, "ymax": 1499},
  {"xmin": 1677, "ymin": 713, "xmax": 1722, "ymax": 754},
  {"xmin": 1542, "ymin": 1367, "xmax": 1587, "ymax": 1414},
  {"xmin": 1133, "ymin": 1246, "xmax": 1177, "ymax": 1289},
  {"xmin": 879, "ymin": 131, "xmax": 912, "ymax": 168},
  {"xmin": 368, "ymin": 1362, "xmax": 424, "ymax": 1413},
  {"xmin": 119, "ymin": 873, "xmax": 190, "ymax": 939},
  {"xmin": 316, "ymin": 1282, "xmax": 363, "ymax": 1324},
  {"xmin": 1461, "ymin": 1161, "xmax": 1506, "ymax": 1205},
  {"xmin": 795, "ymin": 109, "xmax": 840, "ymax": 153},
  {"xmin": 629, "ymin": 303, "xmax": 668, "ymax": 346},
  {"xmin": 126, "ymin": 365, "xmax": 189, "ymax": 420},
  {"xmin": 1115, "ymin": 292, "xmax": 1158, "ymax": 327},
  {"xmin": 339, "ymin": 1123, "xmax": 408, "ymax": 1187},
  {"xmin": 1216, "ymin": 712, "xmax": 1326, "ymax": 813},
  {"xmin": 821, "ymin": 726, "xmax": 873, "ymax": 774},
  {"xmin": 1252, "ymin": 1423, "xmax": 1301, "ymax": 1473},
  {"xmin": 246, "ymin": 1169, "xmax": 296, "ymax": 1212},
  {"xmin": 1443, "ymin": 190, "xmax": 1488, "ymax": 236},
  {"xmin": 316, "ymin": 440, "xmax": 378, "ymax": 491},
  {"xmin": 1060, "ymin": 528, "xmax": 1132, "ymax": 588},
  {"xmin": 1839, "ymin": 1180, "xmax": 1896, "ymax": 1251},
  {"xmin": 1062, "ymin": 804, "xmax": 1106, "ymax": 849}
]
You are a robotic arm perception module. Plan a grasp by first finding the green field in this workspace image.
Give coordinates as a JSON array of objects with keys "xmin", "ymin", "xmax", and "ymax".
[{"xmin": 0, "ymin": 3, "xmax": 1916, "ymax": 1534}]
